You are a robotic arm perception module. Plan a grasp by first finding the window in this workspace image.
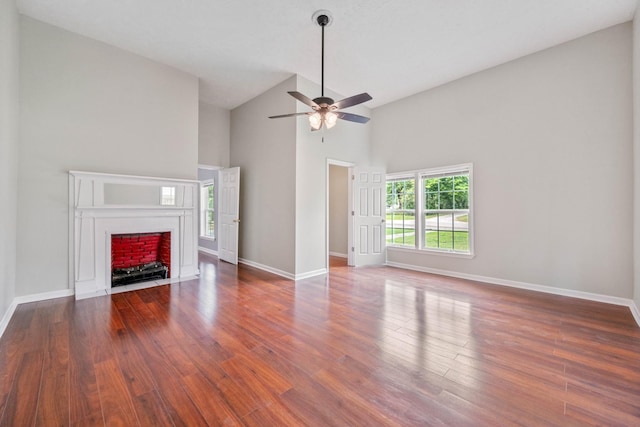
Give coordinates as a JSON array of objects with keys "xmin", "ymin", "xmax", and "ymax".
[
  {"xmin": 386, "ymin": 164, "xmax": 473, "ymax": 256},
  {"xmin": 200, "ymin": 182, "xmax": 215, "ymax": 239},
  {"xmin": 160, "ymin": 186, "xmax": 176, "ymax": 206},
  {"xmin": 423, "ymin": 171, "xmax": 470, "ymax": 252},
  {"xmin": 386, "ymin": 178, "xmax": 415, "ymax": 246}
]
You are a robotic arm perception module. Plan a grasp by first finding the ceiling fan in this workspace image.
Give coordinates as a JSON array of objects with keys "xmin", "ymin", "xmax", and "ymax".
[{"xmin": 269, "ymin": 10, "xmax": 372, "ymax": 131}]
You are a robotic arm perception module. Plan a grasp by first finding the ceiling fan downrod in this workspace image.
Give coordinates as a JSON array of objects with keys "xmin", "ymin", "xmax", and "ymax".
[{"xmin": 317, "ymin": 13, "xmax": 329, "ymax": 97}]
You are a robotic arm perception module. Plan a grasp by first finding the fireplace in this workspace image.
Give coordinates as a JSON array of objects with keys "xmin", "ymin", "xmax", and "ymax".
[
  {"xmin": 111, "ymin": 232, "xmax": 171, "ymax": 287},
  {"xmin": 69, "ymin": 171, "xmax": 200, "ymax": 299}
]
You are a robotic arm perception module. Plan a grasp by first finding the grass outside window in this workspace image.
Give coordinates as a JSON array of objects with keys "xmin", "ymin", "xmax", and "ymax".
[{"xmin": 425, "ymin": 231, "xmax": 469, "ymax": 251}]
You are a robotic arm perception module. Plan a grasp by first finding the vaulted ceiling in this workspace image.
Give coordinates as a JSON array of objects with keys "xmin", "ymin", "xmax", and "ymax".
[{"xmin": 17, "ymin": 0, "xmax": 638, "ymax": 109}]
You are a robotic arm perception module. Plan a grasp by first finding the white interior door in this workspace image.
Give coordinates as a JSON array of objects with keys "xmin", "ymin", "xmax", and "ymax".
[
  {"xmin": 218, "ymin": 167, "xmax": 240, "ymax": 264},
  {"xmin": 350, "ymin": 166, "xmax": 386, "ymax": 266}
]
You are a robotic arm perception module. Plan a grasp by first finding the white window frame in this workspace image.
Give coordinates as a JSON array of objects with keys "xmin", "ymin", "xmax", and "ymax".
[
  {"xmin": 200, "ymin": 180, "xmax": 215, "ymax": 240},
  {"xmin": 386, "ymin": 163, "xmax": 474, "ymax": 259}
]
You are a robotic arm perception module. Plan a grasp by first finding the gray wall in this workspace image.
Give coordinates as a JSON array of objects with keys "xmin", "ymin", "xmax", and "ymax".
[
  {"xmin": 231, "ymin": 76, "xmax": 298, "ymax": 274},
  {"xmin": 198, "ymin": 102, "xmax": 230, "ymax": 254},
  {"xmin": 18, "ymin": 17, "xmax": 199, "ymax": 296},
  {"xmin": 199, "ymin": 101, "xmax": 230, "ymax": 168},
  {"xmin": 329, "ymin": 165, "xmax": 349, "ymax": 257},
  {"xmin": 0, "ymin": 0, "xmax": 19, "ymax": 320},
  {"xmin": 372, "ymin": 23, "xmax": 634, "ymax": 298},
  {"xmin": 230, "ymin": 74, "xmax": 371, "ymax": 276},
  {"xmin": 634, "ymin": 16, "xmax": 640, "ymax": 311}
]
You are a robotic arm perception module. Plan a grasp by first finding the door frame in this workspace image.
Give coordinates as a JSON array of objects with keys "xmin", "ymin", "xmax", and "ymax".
[{"xmin": 326, "ymin": 159, "xmax": 355, "ymax": 269}]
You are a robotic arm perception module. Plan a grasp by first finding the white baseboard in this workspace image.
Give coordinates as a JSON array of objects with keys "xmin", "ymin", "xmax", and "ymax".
[
  {"xmin": 1, "ymin": 288, "xmax": 74, "ymax": 339},
  {"xmin": 239, "ymin": 258, "xmax": 295, "ymax": 280},
  {"xmin": 329, "ymin": 252, "xmax": 348, "ymax": 258},
  {"xmin": 387, "ymin": 261, "xmax": 640, "ymax": 327},
  {"xmin": 238, "ymin": 258, "xmax": 327, "ymax": 281},
  {"xmin": 295, "ymin": 268, "xmax": 328, "ymax": 280},
  {"xmin": 75, "ymin": 289, "xmax": 109, "ymax": 300},
  {"xmin": 198, "ymin": 246, "xmax": 218, "ymax": 257},
  {"xmin": 14, "ymin": 288, "xmax": 75, "ymax": 305},
  {"xmin": 0, "ymin": 300, "xmax": 18, "ymax": 340},
  {"xmin": 630, "ymin": 301, "xmax": 640, "ymax": 327}
]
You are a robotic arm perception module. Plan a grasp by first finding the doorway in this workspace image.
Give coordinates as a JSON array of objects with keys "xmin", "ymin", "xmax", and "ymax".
[{"xmin": 327, "ymin": 160, "xmax": 353, "ymax": 270}]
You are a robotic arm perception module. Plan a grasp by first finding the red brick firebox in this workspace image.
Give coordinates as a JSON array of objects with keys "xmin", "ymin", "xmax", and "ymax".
[{"xmin": 111, "ymin": 232, "xmax": 171, "ymax": 277}]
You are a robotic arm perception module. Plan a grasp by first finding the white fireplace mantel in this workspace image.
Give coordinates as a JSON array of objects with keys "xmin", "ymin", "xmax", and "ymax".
[{"xmin": 69, "ymin": 171, "xmax": 200, "ymax": 299}]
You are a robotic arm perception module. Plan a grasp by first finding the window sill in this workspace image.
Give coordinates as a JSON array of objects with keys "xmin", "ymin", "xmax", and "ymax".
[
  {"xmin": 387, "ymin": 245, "xmax": 475, "ymax": 259},
  {"xmin": 199, "ymin": 236, "xmax": 216, "ymax": 242}
]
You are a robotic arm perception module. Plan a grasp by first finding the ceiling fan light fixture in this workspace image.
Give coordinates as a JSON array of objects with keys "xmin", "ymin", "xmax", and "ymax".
[
  {"xmin": 325, "ymin": 111, "xmax": 338, "ymax": 129},
  {"xmin": 309, "ymin": 112, "xmax": 322, "ymax": 130}
]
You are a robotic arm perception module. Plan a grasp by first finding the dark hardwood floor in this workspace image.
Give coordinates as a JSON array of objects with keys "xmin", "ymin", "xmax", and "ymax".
[{"xmin": 1, "ymin": 254, "xmax": 639, "ymax": 426}]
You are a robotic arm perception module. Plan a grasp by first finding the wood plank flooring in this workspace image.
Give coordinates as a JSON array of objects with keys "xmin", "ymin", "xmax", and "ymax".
[{"xmin": 1, "ymin": 254, "xmax": 639, "ymax": 426}]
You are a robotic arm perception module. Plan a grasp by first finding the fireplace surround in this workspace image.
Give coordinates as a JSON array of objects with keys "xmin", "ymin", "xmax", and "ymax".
[{"xmin": 69, "ymin": 171, "xmax": 200, "ymax": 299}]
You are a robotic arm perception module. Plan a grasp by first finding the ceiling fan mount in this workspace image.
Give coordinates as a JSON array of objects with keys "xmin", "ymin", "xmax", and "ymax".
[
  {"xmin": 269, "ymin": 10, "xmax": 372, "ymax": 131},
  {"xmin": 312, "ymin": 10, "xmax": 332, "ymax": 28}
]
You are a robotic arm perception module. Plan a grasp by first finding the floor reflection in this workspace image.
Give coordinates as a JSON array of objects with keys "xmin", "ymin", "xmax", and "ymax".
[{"xmin": 380, "ymin": 279, "xmax": 477, "ymax": 385}]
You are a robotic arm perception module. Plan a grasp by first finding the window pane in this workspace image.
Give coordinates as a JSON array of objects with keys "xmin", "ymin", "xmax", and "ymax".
[
  {"xmin": 454, "ymin": 175, "xmax": 469, "ymax": 191},
  {"xmin": 425, "ymin": 212, "xmax": 469, "ymax": 251},
  {"xmin": 440, "ymin": 177, "xmax": 453, "ymax": 191},
  {"xmin": 454, "ymin": 190, "xmax": 468, "ymax": 209},
  {"xmin": 386, "ymin": 178, "xmax": 415, "ymax": 247},
  {"xmin": 386, "ymin": 193, "xmax": 395, "ymax": 209},
  {"xmin": 200, "ymin": 183, "xmax": 215, "ymax": 238},
  {"xmin": 386, "ymin": 210, "xmax": 415, "ymax": 246},
  {"xmin": 161, "ymin": 186, "xmax": 176, "ymax": 206},
  {"xmin": 425, "ymin": 192, "xmax": 438, "ymax": 210},
  {"xmin": 454, "ymin": 211, "xmax": 469, "ymax": 233},
  {"xmin": 205, "ymin": 210, "xmax": 215, "ymax": 237},
  {"xmin": 208, "ymin": 185, "xmax": 214, "ymax": 209},
  {"xmin": 424, "ymin": 178, "xmax": 438, "ymax": 193},
  {"xmin": 200, "ymin": 187, "xmax": 208, "ymax": 206},
  {"xmin": 424, "ymin": 212, "xmax": 443, "ymax": 249},
  {"xmin": 402, "ymin": 194, "xmax": 415, "ymax": 210},
  {"xmin": 439, "ymin": 191, "xmax": 453, "ymax": 209}
]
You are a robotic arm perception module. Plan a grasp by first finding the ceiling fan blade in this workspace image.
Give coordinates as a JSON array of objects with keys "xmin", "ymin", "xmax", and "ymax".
[
  {"xmin": 288, "ymin": 91, "xmax": 319, "ymax": 108},
  {"xmin": 336, "ymin": 112, "xmax": 370, "ymax": 124},
  {"xmin": 268, "ymin": 112, "xmax": 310, "ymax": 119},
  {"xmin": 332, "ymin": 93, "xmax": 372, "ymax": 110}
]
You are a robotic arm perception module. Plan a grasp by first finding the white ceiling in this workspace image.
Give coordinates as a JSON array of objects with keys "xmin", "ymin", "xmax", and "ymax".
[{"xmin": 16, "ymin": 0, "xmax": 638, "ymax": 109}]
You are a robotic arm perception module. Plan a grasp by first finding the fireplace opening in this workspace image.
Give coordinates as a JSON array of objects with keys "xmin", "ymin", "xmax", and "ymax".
[{"xmin": 111, "ymin": 232, "xmax": 171, "ymax": 287}]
